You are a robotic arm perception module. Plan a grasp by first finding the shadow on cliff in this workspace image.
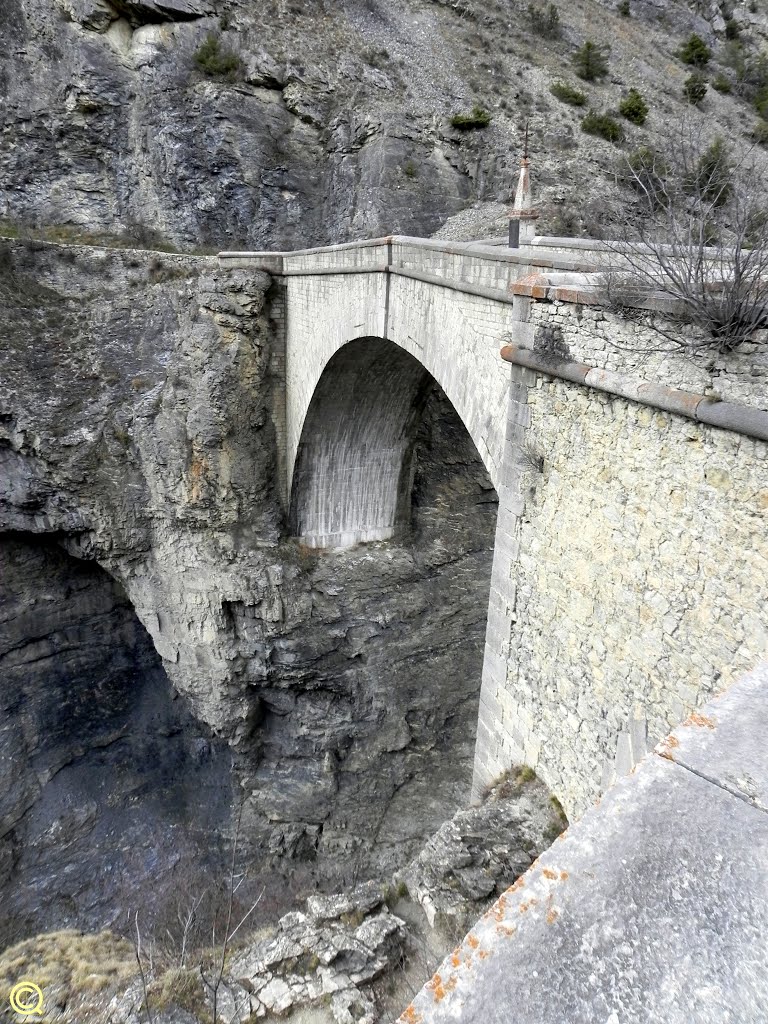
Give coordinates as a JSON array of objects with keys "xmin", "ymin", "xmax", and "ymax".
[{"xmin": 0, "ymin": 534, "xmax": 234, "ymax": 950}]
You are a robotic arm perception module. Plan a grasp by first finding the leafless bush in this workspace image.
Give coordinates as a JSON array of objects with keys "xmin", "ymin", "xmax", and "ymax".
[
  {"xmin": 130, "ymin": 807, "xmax": 264, "ymax": 1023},
  {"xmin": 598, "ymin": 120, "xmax": 768, "ymax": 354}
]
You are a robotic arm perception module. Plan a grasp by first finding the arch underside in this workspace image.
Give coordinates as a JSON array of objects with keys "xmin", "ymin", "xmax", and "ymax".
[{"xmin": 290, "ymin": 338, "xmax": 445, "ymax": 549}]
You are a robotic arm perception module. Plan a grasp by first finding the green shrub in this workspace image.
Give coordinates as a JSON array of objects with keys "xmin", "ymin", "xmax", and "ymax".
[
  {"xmin": 194, "ymin": 33, "xmax": 240, "ymax": 78},
  {"xmin": 755, "ymin": 84, "xmax": 768, "ymax": 119},
  {"xmin": 677, "ymin": 33, "xmax": 711, "ymax": 67},
  {"xmin": 527, "ymin": 3, "xmax": 561, "ymax": 39},
  {"xmin": 403, "ymin": 159, "xmax": 417, "ymax": 178},
  {"xmin": 683, "ymin": 71, "xmax": 708, "ymax": 104},
  {"xmin": 450, "ymin": 105, "xmax": 492, "ymax": 129},
  {"xmin": 581, "ymin": 110, "xmax": 623, "ymax": 143},
  {"xmin": 724, "ymin": 17, "xmax": 740, "ymax": 40},
  {"xmin": 712, "ymin": 73, "xmax": 732, "ymax": 94},
  {"xmin": 573, "ymin": 40, "xmax": 609, "ymax": 81},
  {"xmin": 619, "ymin": 87, "xmax": 648, "ymax": 124},
  {"xmin": 753, "ymin": 120, "xmax": 768, "ymax": 147},
  {"xmin": 549, "ymin": 80, "xmax": 586, "ymax": 105},
  {"xmin": 618, "ymin": 0, "xmax": 630, "ymax": 15}
]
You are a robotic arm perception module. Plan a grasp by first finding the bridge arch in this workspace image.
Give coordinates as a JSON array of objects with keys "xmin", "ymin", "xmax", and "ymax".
[
  {"xmin": 282, "ymin": 266, "xmax": 512, "ymax": 522},
  {"xmin": 289, "ymin": 336, "xmax": 495, "ymax": 549}
]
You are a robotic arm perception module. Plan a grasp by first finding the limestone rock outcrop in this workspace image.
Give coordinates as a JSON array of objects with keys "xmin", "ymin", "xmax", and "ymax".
[
  {"xmin": 396, "ymin": 774, "xmax": 565, "ymax": 934},
  {"xmin": 104, "ymin": 779, "xmax": 565, "ymax": 1024},
  {"xmin": 0, "ymin": 238, "xmax": 497, "ymax": 934}
]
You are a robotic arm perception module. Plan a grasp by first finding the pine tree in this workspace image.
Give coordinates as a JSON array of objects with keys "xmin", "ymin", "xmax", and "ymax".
[
  {"xmin": 678, "ymin": 33, "xmax": 712, "ymax": 67},
  {"xmin": 573, "ymin": 41, "xmax": 610, "ymax": 82}
]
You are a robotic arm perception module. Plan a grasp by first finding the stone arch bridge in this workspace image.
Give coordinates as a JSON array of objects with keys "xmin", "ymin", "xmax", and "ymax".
[{"xmin": 220, "ymin": 233, "xmax": 768, "ymax": 820}]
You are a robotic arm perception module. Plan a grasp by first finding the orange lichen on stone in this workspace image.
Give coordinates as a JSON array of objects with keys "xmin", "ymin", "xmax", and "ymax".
[
  {"xmin": 685, "ymin": 711, "xmax": 716, "ymax": 729},
  {"xmin": 427, "ymin": 974, "xmax": 446, "ymax": 1002},
  {"xmin": 467, "ymin": 933, "xmax": 480, "ymax": 949},
  {"xmin": 546, "ymin": 908, "xmax": 560, "ymax": 925},
  {"xmin": 450, "ymin": 952, "xmax": 461, "ymax": 968},
  {"xmin": 490, "ymin": 895, "xmax": 509, "ymax": 922},
  {"xmin": 658, "ymin": 735, "xmax": 680, "ymax": 759},
  {"xmin": 560, "ymin": 871, "xmax": 569, "ymax": 881},
  {"xmin": 509, "ymin": 876, "xmax": 526, "ymax": 893},
  {"xmin": 496, "ymin": 924, "xmax": 517, "ymax": 938},
  {"xmin": 478, "ymin": 949, "xmax": 491, "ymax": 960},
  {"xmin": 400, "ymin": 1006, "xmax": 423, "ymax": 1023},
  {"xmin": 542, "ymin": 868, "xmax": 557, "ymax": 880}
]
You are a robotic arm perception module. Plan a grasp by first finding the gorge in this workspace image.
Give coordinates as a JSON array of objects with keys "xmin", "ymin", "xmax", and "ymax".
[{"xmin": 0, "ymin": 238, "xmax": 503, "ymax": 946}]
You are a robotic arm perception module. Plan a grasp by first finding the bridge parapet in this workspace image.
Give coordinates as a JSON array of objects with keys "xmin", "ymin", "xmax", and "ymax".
[
  {"xmin": 230, "ymin": 234, "xmax": 766, "ymax": 416},
  {"xmin": 399, "ymin": 662, "xmax": 768, "ymax": 1024}
]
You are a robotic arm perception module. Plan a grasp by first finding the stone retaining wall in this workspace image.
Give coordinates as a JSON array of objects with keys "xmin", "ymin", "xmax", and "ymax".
[
  {"xmin": 473, "ymin": 363, "xmax": 768, "ymax": 815},
  {"xmin": 527, "ymin": 299, "xmax": 768, "ymax": 410}
]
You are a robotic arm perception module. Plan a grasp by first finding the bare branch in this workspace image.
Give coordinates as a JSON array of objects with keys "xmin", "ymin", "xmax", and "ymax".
[
  {"xmin": 132, "ymin": 911, "xmax": 155, "ymax": 1024},
  {"xmin": 598, "ymin": 117, "xmax": 768, "ymax": 355}
]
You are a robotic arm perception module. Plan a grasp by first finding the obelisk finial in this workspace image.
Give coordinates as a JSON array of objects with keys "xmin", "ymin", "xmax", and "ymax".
[{"xmin": 508, "ymin": 121, "xmax": 538, "ymax": 248}]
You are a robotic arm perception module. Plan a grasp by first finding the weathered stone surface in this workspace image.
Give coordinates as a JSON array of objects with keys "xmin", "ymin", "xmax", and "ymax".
[
  {"xmin": 0, "ymin": 0, "xmax": 474, "ymax": 252},
  {"xmin": 0, "ymin": 534, "xmax": 233, "ymax": 946},
  {"xmin": 658, "ymin": 662, "xmax": 768, "ymax": 813},
  {"xmin": 483, "ymin": 372, "xmax": 768, "ymax": 817},
  {"xmin": 307, "ymin": 881, "xmax": 385, "ymax": 923},
  {"xmin": 229, "ymin": 895, "xmax": 406, "ymax": 1023},
  {"xmin": 397, "ymin": 774, "xmax": 564, "ymax": 933},
  {"xmin": 528, "ymin": 299, "xmax": 768, "ymax": 410}
]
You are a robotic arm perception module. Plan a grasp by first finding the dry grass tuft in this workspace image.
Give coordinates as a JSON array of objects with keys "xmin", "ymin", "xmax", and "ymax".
[{"xmin": 0, "ymin": 930, "xmax": 136, "ymax": 1021}]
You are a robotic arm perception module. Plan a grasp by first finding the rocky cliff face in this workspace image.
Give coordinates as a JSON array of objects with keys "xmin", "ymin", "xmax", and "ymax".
[
  {"xmin": 3, "ymin": 0, "xmax": 766, "ymax": 252},
  {"xmin": 0, "ymin": 534, "xmax": 233, "ymax": 948},
  {"xmin": 0, "ymin": 239, "xmax": 498, "ymax": 937}
]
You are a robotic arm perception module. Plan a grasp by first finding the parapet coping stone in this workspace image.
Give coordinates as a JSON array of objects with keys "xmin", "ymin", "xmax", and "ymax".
[
  {"xmin": 523, "ymin": 234, "xmax": 728, "ymax": 259},
  {"xmin": 500, "ymin": 343, "xmax": 768, "ymax": 440},
  {"xmin": 398, "ymin": 662, "xmax": 768, "ymax": 1024},
  {"xmin": 217, "ymin": 236, "xmax": 600, "ymax": 273}
]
